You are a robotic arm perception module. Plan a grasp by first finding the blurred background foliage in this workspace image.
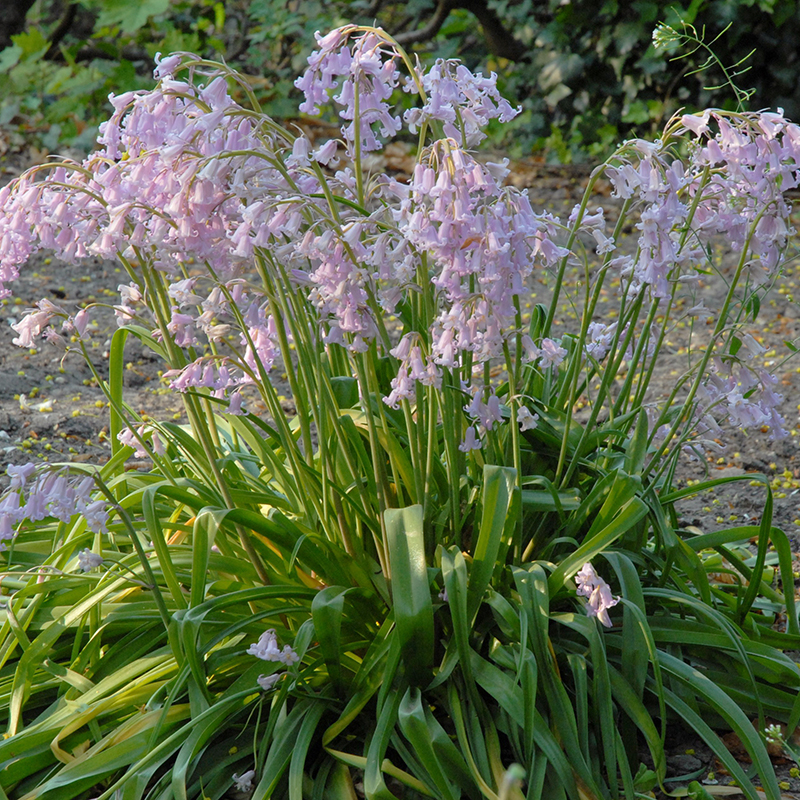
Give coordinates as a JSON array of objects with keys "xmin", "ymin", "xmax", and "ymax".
[{"xmin": 1, "ymin": 0, "xmax": 799, "ymax": 160}]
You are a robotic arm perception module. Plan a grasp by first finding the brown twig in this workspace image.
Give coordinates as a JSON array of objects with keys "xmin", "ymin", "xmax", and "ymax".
[
  {"xmin": 44, "ymin": 1, "xmax": 78, "ymax": 60},
  {"xmin": 394, "ymin": 0, "xmax": 528, "ymax": 62}
]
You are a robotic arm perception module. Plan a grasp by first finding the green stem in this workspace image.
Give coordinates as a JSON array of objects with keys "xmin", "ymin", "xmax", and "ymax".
[
  {"xmin": 643, "ymin": 203, "xmax": 772, "ymax": 478},
  {"xmin": 543, "ymin": 165, "xmax": 605, "ymax": 338}
]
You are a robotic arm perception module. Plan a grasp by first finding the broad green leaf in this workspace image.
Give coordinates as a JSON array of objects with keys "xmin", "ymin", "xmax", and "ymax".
[
  {"xmin": 170, "ymin": 700, "xmax": 241, "ymax": 800},
  {"xmin": 547, "ymin": 496, "xmax": 648, "ymax": 595},
  {"xmin": 330, "ymin": 376, "xmax": 359, "ymax": 408},
  {"xmin": 253, "ymin": 701, "xmax": 319, "ymax": 799},
  {"xmin": 288, "ymin": 701, "xmax": 328, "ymax": 800},
  {"xmin": 385, "ymin": 505, "xmax": 433, "ymax": 684},
  {"xmin": 512, "ymin": 566, "xmax": 599, "ymax": 795},
  {"xmin": 325, "ymin": 763, "xmax": 359, "ymax": 800},
  {"xmin": 603, "ymin": 552, "xmax": 648, "ymax": 699},
  {"xmin": 190, "ymin": 508, "xmax": 228, "ymax": 607},
  {"xmin": 95, "ymin": 0, "xmax": 171, "ymax": 33},
  {"xmin": 562, "ymin": 471, "xmax": 617, "ymax": 540},
  {"xmin": 657, "ymin": 651, "xmax": 780, "ymax": 800},
  {"xmin": 397, "ymin": 687, "xmax": 460, "ymax": 800},
  {"xmin": 520, "ymin": 488, "xmax": 580, "ymax": 513},
  {"xmin": 467, "ymin": 465, "xmax": 517, "ymax": 622},
  {"xmin": 364, "ymin": 688, "xmax": 403, "ymax": 800},
  {"xmin": 552, "ymin": 613, "xmax": 616, "ymax": 790},
  {"xmin": 624, "ymin": 409, "xmax": 650, "ymax": 475},
  {"xmin": 311, "ymin": 586, "xmax": 350, "ymax": 689},
  {"xmin": 441, "ymin": 546, "xmax": 474, "ymax": 692},
  {"xmin": 323, "ymin": 618, "xmax": 396, "ymax": 746}
]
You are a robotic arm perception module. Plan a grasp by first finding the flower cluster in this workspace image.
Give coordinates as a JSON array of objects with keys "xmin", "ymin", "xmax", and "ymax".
[
  {"xmin": 247, "ymin": 628, "xmax": 300, "ymax": 666},
  {"xmin": 605, "ymin": 111, "xmax": 800, "ymax": 303},
  {"xmin": 77, "ymin": 548, "xmax": 104, "ymax": 572},
  {"xmin": 232, "ymin": 770, "xmax": 255, "ymax": 792},
  {"xmin": 0, "ymin": 465, "xmax": 109, "ymax": 546},
  {"xmin": 697, "ymin": 357, "xmax": 787, "ymax": 440},
  {"xmin": 403, "ymin": 58, "xmax": 519, "ymax": 146},
  {"xmin": 605, "ymin": 145, "xmax": 692, "ymax": 299},
  {"xmin": 575, "ymin": 562, "xmax": 619, "ymax": 628},
  {"xmin": 0, "ymin": 78, "xmax": 255, "ymax": 287},
  {"xmin": 687, "ymin": 110, "xmax": 799, "ymax": 283},
  {"xmin": 247, "ymin": 628, "xmax": 299, "ymax": 697},
  {"xmin": 0, "ymin": 29, "xmax": 798, "ymax": 473},
  {"xmin": 295, "ymin": 27, "xmax": 401, "ymax": 154},
  {"xmin": 382, "ymin": 140, "xmax": 568, "ymax": 448}
]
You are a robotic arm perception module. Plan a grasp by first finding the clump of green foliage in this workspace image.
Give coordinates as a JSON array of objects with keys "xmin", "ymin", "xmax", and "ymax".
[{"xmin": 0, "ymin": 0, "xmax": 227, "ymax": 150}]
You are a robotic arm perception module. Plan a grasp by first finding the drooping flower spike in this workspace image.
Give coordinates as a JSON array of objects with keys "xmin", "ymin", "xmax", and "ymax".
[{"xmin": 575, "ymin": 563, "xmax": 620, "ymax": 628}]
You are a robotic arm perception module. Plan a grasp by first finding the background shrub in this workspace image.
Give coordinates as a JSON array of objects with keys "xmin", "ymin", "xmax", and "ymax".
[{"xmin": 2, "ymin": 0, "xmax": 799, "ymax": 159}]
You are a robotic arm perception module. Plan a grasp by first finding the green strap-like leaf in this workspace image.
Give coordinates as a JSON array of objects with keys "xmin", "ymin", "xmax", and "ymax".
[
  {"xmin": 397, "ymin": 687, "xmax": 461, "ymax": 800},
  {"xmin": 655, "ymin": 680, "xmax": 766, "ymax": 800},
  {"xmin": 657, "ymin": 650, "xmax": 781, "ymax": 800},
  {"xmin": 190, "ymin": 508, "xmax": 229, "ymax": 607},
  {"xmin": 547, "ymin": 496, "xmax": 648, "ymax": 595},
  {"xmin": 441, "ymin": 546, "xmax": 474, "ymax": 693},
  {"xmin": 288, "ymin": 702, "xmax": 328, "ymax": 800},
  {"xmin": 252, "ymin": 700, "xmax": 319, "ymax": 800},
  {"xmin": 364, "ymin": 688, "xmax": 403, "ymax": 800},
  {"xmin": 468, "ymin": 465, "xmax": 517, "ymax": 623},
  {"xmin": 312, "ymin": 586, "xmax": 350, "ymax": 689},
  {"xmin": 624, "ymin": 409, "xmax": 650, "ymax": 475},
  {"xmin": 385, "ymin": 505, "xmax": 433, "ymax": 685}
]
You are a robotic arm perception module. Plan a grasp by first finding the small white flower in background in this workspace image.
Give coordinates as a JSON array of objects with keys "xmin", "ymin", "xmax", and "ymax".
[
  {"xmin": 278, "ymin": 645, "xmax": 300, "ymax": 665},
  {"xmin": 232, "ymin": 769, "xmax": 256, "ymax": 792},
  {"xmin": 257, "ymin": 672, "xmax": 282, "ymax": 691},
  {"xmin": 438, "ymin": 587, "xmax": 448, "ymax": 603},
  {"xmin": 247, "ymin": 629, "xmax": 299, "ymax": 666},
  {"xmin": 652, "ymin": 22, "xmax": 680, "ymax": 49},
  {"xmin": 686, "ymin": 301, "xmax": 712, "ymax": 324},
  {"xmin": 517, "ymin": 407, "xmax": 539, "ymax": 432},
  {"xmin": 575, "ymin": 562, "xmax": 619, "ymax": 628},
  {"xmin": 764, "ymin": 723, "xmax": 784, "ymax": 745},
  {"xmin": 77, "ymin": 548, "xmax": 103, "ymax": 572}
]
